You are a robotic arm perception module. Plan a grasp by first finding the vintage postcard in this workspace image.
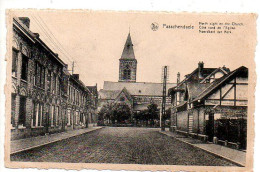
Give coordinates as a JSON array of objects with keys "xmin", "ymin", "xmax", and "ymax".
[{"xmin": 4, "ymin": 10, "xmax": 257, "ymax": 171}]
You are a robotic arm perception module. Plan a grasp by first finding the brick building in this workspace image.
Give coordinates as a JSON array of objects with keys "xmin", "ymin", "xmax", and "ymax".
[
  {"xmin": 169, "ymin": 62, "xmax": 248, "ymax": 149},
  {"xmin": 11, "ymin": 17, "xmax": 96, "ymax": 140},
  {"xmin": 66, "ymin": 74, "xmax": 89, "ymax": 130},
  {"xmin": 86, "ymin": 85, "xmax": 98, "ymax": 127}
]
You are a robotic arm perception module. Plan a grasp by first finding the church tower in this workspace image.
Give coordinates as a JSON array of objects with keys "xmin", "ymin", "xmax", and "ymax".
[{"xmin": 119, "ymin": 33, "xmax": 137, "ymax": 82}]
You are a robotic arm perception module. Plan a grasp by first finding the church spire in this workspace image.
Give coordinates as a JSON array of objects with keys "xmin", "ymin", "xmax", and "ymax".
[
  {"xmin": 119, "ymin": 32, "xmax": 137, "ymax": 82},
  {"xmin": 121, "ymin": 32, "xmax": 135, "ymax": 59}
]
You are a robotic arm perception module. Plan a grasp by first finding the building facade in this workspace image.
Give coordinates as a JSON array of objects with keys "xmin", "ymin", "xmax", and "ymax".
[
  {"xmin": 86, "ymin": 85, "xmax": 99, "ymax": 127},
  {"xmin": 66, "ymin": 74, "xmax": 89, "ymax": 130},
  {"xmin": 169, "ymin": 62, "xmax": 248, "ymax": 149},
  {"xmin": 11, "ymin": 17, "xmax": 96, "ymax": 140}
]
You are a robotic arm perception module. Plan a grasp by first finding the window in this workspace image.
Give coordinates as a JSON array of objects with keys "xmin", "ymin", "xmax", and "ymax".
[
  {"xmin": 47, "ymin": 70, "xmax": 51, "ymax": 92},
  {"xmin": 18, "ymin": 96, "xmax": 26, "ymax": 126},
  {"xmin": 32, "ymin": 103, "xmax": 37, "ymax": 127},
  {"xmin": 21, "ymin": 55, "xmax": 28, "ymax": 81},
  {"xmin": 11, "ymin": 93, "xmax": 16, "ymax": 126},
  {"xmin": 75, "ymin": 111, "xmax": 79, "ymax": 125},
  {"xmin": 32, "ymin": 103, "xmax": 44, "ymax": 127},
  {"xmin": 77, "ymin": 91, "xmax": 79, "ymax": 105},
  {"xmin": 34, "ymin": 62, "xmax": 37, "ymax": 86},
  {"xmin": 40, "ymin": 67, "xmax": 45, "ymax": 89},
  {"xmin": 34, "ymin": 62, "xmax": 45, "ymax": 89},
  {"xmin": 12, "ymin": 49, "xmax": 18, "ymax": 77},
  {"xmin": 67, "ymin": 109, "xmax": 71, "ymax": 125},
  {"xmin": 46, "ymin": 105, "xmax": 50, "ymax": 126},
  {"xmin": 80, "ymin": 113, "xmax": 83, "ymax": 124},
  {"xmin": 56, "ymin": 106, "xmax": 59, "ymax": 126},
  {"xmin": 38, "ymin": 104, "xmax": 43, "ymax": 127},
  {"xmin": 52, "ymin": 75, "xmax": 56, "ymax": 94},
  {"xmin": 51, "ymin": 105, "xmax": 55, "ymax": 126},
  {"xmin": 123, "ymin": 68, "xmax": 131, "ymax": 80},
  {"xmin": 57, "ymin": 78, "xmax": 60, "ymax": 95},
  {"xmin": 73, "ymin": 89, "xmax": 76, "ymax": 103}
]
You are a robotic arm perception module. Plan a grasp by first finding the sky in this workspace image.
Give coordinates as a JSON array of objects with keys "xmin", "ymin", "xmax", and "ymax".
[{"xmin": 13, "ymin": 10, "xmax": 256, "ymax": 90}]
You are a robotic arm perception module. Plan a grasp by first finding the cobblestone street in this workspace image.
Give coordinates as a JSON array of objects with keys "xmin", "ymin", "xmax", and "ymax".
[{"xmin": 11, "ymin": 127, "xmax": 237, "ymax": 166}]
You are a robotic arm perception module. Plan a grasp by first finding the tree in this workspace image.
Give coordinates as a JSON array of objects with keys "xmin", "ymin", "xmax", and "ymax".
[
  {"xmin": 98, "ymin": 102, "xmax": 132, "ymax": 125},
  {"xmin": 147, "ymin": 103, "xmax": 159, "ymax": 126},
  {"xmin": 98, "ymin": 102, "xmax": 115, "ymax": 124},
  {"xmin": 113, "ymin": 104, "xmax": 132, "ymax": 123}
]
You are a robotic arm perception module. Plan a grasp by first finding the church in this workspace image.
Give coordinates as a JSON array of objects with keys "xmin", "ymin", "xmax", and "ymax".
[{"xmin": 98, "ymin": 33, "xmax": 176, "ymax": 113}]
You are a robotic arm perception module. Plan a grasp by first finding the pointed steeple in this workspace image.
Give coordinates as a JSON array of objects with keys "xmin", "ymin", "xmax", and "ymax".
[{"xmin": 121, "ymin": 33, "xmax": 135, "ymax": 59}]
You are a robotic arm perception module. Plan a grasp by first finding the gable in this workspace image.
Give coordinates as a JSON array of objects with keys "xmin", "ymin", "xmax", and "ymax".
[
  {"xmin": 200, "ymin": 68, "xmax": 227, "ymax": 84},
  {"xmin": 115, "ymin": 90, "xmax": 132, "ymax": 103},
  {"xmin": 114, "ymin": 88, "xmax": 133, "ymax": 107},
  {"xmin": 205, "ymin": 75, "xmax": 248, "ymax": 106}
]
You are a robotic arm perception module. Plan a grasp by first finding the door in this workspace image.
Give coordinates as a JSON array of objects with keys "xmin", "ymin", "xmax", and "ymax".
[{"xmin": 206, "ymin": 113, "xmax": 214, "ymax": 142}]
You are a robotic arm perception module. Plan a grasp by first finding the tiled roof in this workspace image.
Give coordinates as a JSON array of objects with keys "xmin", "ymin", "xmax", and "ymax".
[
  {"xmin": 103, "ymin": 81, "xmax": 176, "ymax": 96},
  {"xmin": 99, "ymin": 89, "xmax": 121, "ymax": 100},
  {"xmin": 187, "ymin": 82, "xmax": 210, "ymax": 100},
  {"xmin": 116, "ymin": 87, "xmax": 133, "ymax": 101}
]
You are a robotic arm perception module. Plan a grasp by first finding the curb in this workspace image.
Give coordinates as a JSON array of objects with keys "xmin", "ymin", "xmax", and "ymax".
[
  {"xmin": 158, "ymin": 131, "xmax": 245, "ymax": 167},
  {"xmin": 10, "ymin": 127, "xmax": 103, "ymax": 155}
]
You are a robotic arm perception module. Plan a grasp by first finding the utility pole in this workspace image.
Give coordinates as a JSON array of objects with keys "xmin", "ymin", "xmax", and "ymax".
[{"xmin": 161, "ymin": 66, "xmax": 168, "ymax": 131}]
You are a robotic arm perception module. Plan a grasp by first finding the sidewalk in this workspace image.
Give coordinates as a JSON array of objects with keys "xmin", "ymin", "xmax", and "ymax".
[
  {"xmin": 11, "ymin": 127, "xmax": 103, "ymax": 154},
  {"xmin": 159, "ymin": 130, "xmax": 246, "ymax": 167}
]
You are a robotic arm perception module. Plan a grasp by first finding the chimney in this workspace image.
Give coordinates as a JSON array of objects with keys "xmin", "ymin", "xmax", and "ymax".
[
  {"xmin": 73, "ymin": 74, "xmax": 79, "ymax": 80},
  {"xmin": 198, "ymin": 61, "xmax": 204, "ymax": 79},
  {"xmin": 18, "ymin": 17, "xmax": 30, "ymax": 28},
  {"xmin": 177, "ymin": 72, "xmax": 180, "ymax": 84}
]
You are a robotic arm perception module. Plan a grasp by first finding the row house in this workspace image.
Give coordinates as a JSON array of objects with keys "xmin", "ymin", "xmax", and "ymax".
[
  {"xmin": 10, "ymin": 17, "xmax": 96, "ymax": 140},
  {"xmin": 169, "ymin": 62, "xmax": 248, "ymax": 149},
  {"xmin": 67, "ymin": 74, "xmax": 86, "ymax": 130},
  {"xmin": 86, "ymin": 85, "xmax": 98, "ymax": 127},
  {"xmin": 66, "ymin": 74, "xmax": 97, "ymax": 130}
]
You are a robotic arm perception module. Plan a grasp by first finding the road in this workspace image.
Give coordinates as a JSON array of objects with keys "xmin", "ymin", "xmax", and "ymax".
[{"xmin": 11, "ymin": 127, "xmax": 236, "ymax": 166}]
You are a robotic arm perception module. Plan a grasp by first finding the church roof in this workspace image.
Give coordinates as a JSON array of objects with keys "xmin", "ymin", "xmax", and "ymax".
[
  {"xmin": 121, "ymin": 33, "xmax": 135, "ymax": 59},
  {"xmin": 99, "ymin": 89, "xmax": 121, "ymax": 100},
  {"xmin": 102, "ymin": 81, "xmax": 176, "ymax": 97}
]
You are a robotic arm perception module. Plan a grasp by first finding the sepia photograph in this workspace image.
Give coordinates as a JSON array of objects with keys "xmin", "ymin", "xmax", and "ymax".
[{"xmin": 4, "ymin": 10, "xmax": 257, "ymax": 171}]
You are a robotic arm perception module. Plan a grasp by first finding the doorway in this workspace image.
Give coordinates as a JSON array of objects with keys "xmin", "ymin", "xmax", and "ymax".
[{"xmin": 206, "ymin": 113, "xmax": 214, "ymax": 142}]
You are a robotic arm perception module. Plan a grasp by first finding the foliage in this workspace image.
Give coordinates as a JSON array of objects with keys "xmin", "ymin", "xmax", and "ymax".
[
  {"xmin": 147, "ymin": 103, "xmax": 159, "ymax": 121},
  {"xmin": 98, "ymin": 102, "xmax": 132, "ymax": 124}
]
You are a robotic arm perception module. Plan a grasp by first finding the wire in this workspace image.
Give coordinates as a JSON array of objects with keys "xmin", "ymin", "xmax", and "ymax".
[
  {"xmin": 31, "ymin": 13, "xmax": 73, "ymax": 66},
  {"xmin": 34, "ymin": 13, "xmax": 84, "ymax": 74}
]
